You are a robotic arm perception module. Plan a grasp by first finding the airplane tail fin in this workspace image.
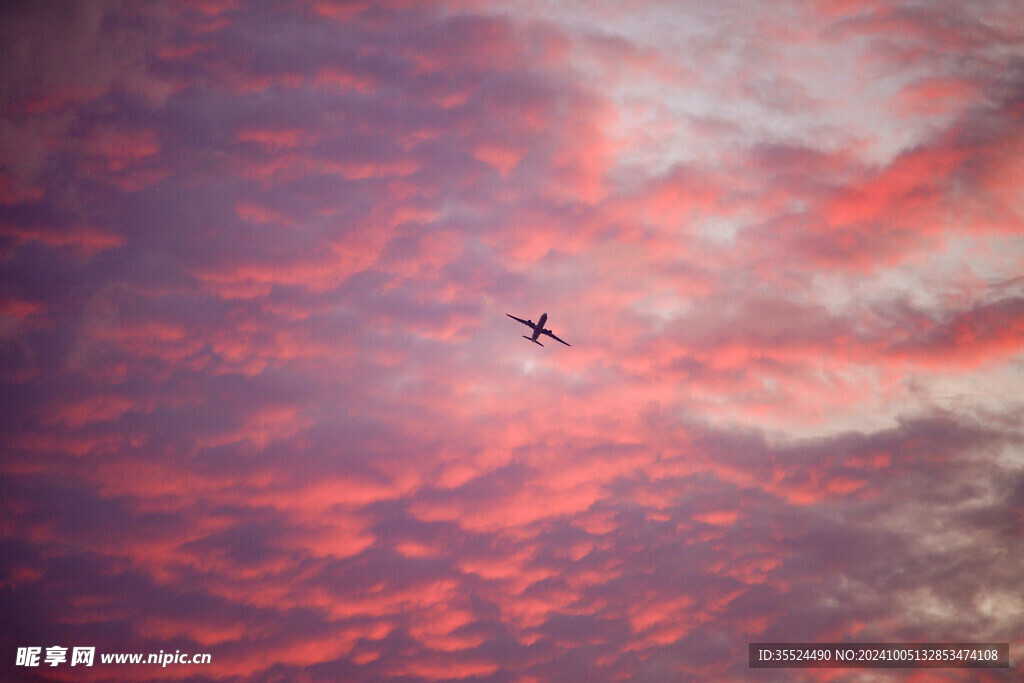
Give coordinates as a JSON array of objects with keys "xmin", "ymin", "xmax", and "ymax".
[{"xmin": 523, "ymin": 336, "xmax": 543, "ymax": 347}]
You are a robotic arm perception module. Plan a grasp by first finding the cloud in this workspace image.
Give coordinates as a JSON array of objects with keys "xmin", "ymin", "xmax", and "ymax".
[{"xmin": 2, "ymin": 0, "xmax": 1023, "ymax": 681}]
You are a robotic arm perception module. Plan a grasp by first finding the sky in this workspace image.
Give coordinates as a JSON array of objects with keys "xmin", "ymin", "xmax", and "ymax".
[{"xmin": 2, "ymin": 0, "xmax": 1023, "ymax": 680}]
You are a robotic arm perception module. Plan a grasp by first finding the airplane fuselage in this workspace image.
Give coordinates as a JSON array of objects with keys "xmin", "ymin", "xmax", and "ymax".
[
  {"xmin": 507, "ymin": 310, "xmax": 568, "ymax": 347},
  {"xmin": 532, "ymin": 312, "xmax": 548, "ymax": 341}
]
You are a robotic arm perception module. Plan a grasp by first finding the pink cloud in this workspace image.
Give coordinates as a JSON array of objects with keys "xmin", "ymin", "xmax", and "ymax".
[
  {"xmin": 894, "ymin": 76, "xmax": 980, "ymax": 117},
  {"xmin": 473, "ymin": 142, "xmax": 525, "ymax": 176},
  {"xmin": 3, "ymin": 1, "xmax": 1023, "ymax": 681},
  {"xmin": 0, "ymin": 173, "xmax": 45, "ymax": 204},
  {"xmin": 235, "ymin": 127, "xmax": 308, "ymax": 150},
  {"xmin": 0, "ymin": 222, "xmax": 125, "ymax": 255},
  {"xmin": 234, "ymin": 200, "xmax": 295, "ymax": 225}
]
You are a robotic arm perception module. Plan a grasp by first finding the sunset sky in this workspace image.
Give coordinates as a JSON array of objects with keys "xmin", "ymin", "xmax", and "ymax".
[{"xmin": 2, "ymin": 0, "xmax": 1023, "ymax": 680}]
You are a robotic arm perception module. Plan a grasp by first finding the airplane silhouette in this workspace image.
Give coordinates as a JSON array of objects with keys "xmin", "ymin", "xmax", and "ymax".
[{"xmin": 506, "ymin": 312, "xmax": 570, "ymax": 347}]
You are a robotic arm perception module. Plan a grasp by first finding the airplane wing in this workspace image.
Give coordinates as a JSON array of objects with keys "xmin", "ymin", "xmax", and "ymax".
[
  {"xmin": 542, "ymin": 329, "xmax": 571, "ymax": 346},
  {"xmin": 506, "ymin": 313, "xmax": 535, "ymax": 330}
]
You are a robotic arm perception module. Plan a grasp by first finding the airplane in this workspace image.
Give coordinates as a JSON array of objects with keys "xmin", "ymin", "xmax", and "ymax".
[{"xmin": 506, "ymin": 312, "xmax": 570, "ymax": 347}]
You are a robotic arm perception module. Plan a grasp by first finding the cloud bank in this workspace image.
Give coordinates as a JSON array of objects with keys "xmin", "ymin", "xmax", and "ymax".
[{"xmin": 2, "ymin": 0, "xmax": 1023, "ymax": 680}]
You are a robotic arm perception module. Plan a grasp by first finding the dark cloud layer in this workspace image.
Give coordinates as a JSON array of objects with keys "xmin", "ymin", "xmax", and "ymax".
[{"xmin": 2, "ymin": 0, "xmax": 1023, "ymax": 681}]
